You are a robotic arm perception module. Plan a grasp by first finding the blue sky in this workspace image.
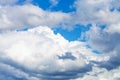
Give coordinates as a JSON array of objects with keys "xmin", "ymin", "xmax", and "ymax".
[
  {"xmin": 31, "ymin": 0, "xmax": 76, "ymax": 12},
  {"xmin": 53, "ymin": 24, "xmax": 91, "ymax": 41}
]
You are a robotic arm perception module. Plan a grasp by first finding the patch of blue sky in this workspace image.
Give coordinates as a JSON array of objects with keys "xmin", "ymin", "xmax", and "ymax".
[
  {"xmin": 16, "ymin": 27, "xmax": 29, "ymax": 32},
  {"xmin": 117, "ymin": 7, "xmax": 120, "ymax": 12},
  {"xmin": 50, "ymin": 0, "xmax": 76, "ymax": 12},
  {"xmin": 109, "ymin": 6, "xmax": 120, "ymax": 12},
  {"xmin": 86, "ymin": 44, "xmax": 92, "ymax": 49},
  {"xmin": 92, "ymin": 49, "xmax": 102, "ymax": 54},
  {"xmin": 79, "ymin": 35, "xmax": 88, "ymax": 42},
  {"xmin": 86, "ymin": 45, "xmax": 102, "ymax": 54},
  {"xmin": 96, "ymin": 24, "xmax": 107, "ymax": 30},
  {"xmin": 31, "ymin": 0, "xmax": 50, "ymax": 10},
  {"xmin": 53, "ymin": 24, "xmax": 92, "ymax": 41},
  {"xmin": 16, "ymin": 0, "xmax": 26, "ymax": 5},
  {"xmin": 86, "ymin": 44, "xmax": 102, "ymax": 54},
  {"xmin": 31, "ymin": 0, "xmax": 76, "ymax": 13},
  {"xmin": 110, "ymin": 7, "xmax": 115, "ymax": 12},
  {"xmin": 54, "ymin": 27, "xmax": 80, "ymax": 41}
]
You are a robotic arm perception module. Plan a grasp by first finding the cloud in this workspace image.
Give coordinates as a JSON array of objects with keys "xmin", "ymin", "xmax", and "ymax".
[
  {"xmin": 0, "ymin": 0, "xmax": 18, "ymax": 5},
  {"xmin": 105, "ymin": 23, "xmax": 120, "ymax": 33},
  {"xmin": 0, "ymin": 4, "xmax": 71, "ymax": 31},
  {"xmin": 73, "ymin": 66, "xmax": 120, "ymax": 80},
  {"xmin": 0, "ymin": 26, "xmax": 109, "ymax": 80},
  {"xmin": 87, "ymin": 24, "xmax": 120, "ymax": 70},
  {"xmin": 49, "ymin": 0, "xmax": 59, "ymax": 6},
  {"xmin": 72, "ymin": 0, "xmax": 120, "ymax": 25}
]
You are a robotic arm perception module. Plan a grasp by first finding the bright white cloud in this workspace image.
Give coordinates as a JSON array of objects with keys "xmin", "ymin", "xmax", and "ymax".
[
  {"xmin": 0, "ymin": 4, "xmax": 71, "ymax": 30},
  {"xmin": 0, "ymin": 26, "xmax": 109, "ymax": 79},
  {"xmin": 105, "ymin": 23, "xmax": 120, "ymax": 33}
]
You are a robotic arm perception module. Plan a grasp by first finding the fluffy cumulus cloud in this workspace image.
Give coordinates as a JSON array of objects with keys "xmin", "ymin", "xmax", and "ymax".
[
  {"xmin": 0, "ymin": 3, "xmax": 71, "ymax": 30},
  {"xmin": 0, "ymin": 26, "xmax": 109, "ymax": 80},
  {"xmin": 73, "ymin": 0, "xmax": 120, "ymax": 25},
  {"xmin": 0, "ymin": 0, "xmax": 120, "ymax": 80}
]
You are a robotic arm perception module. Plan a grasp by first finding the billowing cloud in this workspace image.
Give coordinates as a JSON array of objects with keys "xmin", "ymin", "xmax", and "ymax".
[
  {"xmin": 0, "ymin": 4, "xmax": 71, "ymax": 31},
  {"xmin": 0, "ymin": 26, "xmax": 109, "ymax": 80},
  {"xmin": 87, "ymin": 25, "xmax": 120, "ymax": 70},
  {"xmin": 70, "ymin": 0, "xmax": 120, "ymax": 26}
]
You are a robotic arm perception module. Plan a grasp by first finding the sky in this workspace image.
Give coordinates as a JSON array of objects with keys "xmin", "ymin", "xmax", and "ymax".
[{"xmin": 0, "ymin": 0, "xmax": 120, "ymax": 80}]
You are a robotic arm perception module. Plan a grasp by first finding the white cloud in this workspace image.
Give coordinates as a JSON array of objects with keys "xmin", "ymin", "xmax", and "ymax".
[
  {"xmin": 0, "ymin": 0, "xmax": 120, "ymax": 31},
  {"xmin": 72, "ymin": 0, "xmax": 120, "ymax": 25},
  {"xmin": 105, "ymin": 23, "xmax": 120, "ymax": 33},
  {"xmin": 74, "ymin": 66, "xmax": 120, "ymax": 80},
  {"xmin": 49, "ymin": 0, "xmax": 59, "ymax": 6},
  {"xmin": 0, "ymin": 26, "xmax": 109, "ymax": 79},
  {"xmin": 0, "ymin": 4, "xmax": 71, "ymax": 30}
]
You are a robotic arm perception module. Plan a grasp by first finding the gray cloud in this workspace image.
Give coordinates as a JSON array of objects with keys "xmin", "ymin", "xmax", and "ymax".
[{"xmin": 73, "ymin": 0, "xmax": 120, "ymax": 25}]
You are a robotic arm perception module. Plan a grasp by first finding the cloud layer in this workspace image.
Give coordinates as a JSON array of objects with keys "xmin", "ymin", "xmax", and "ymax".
[{"xmin": 0, "ymin": 0, "xmax": 120, "ymax": 80}]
